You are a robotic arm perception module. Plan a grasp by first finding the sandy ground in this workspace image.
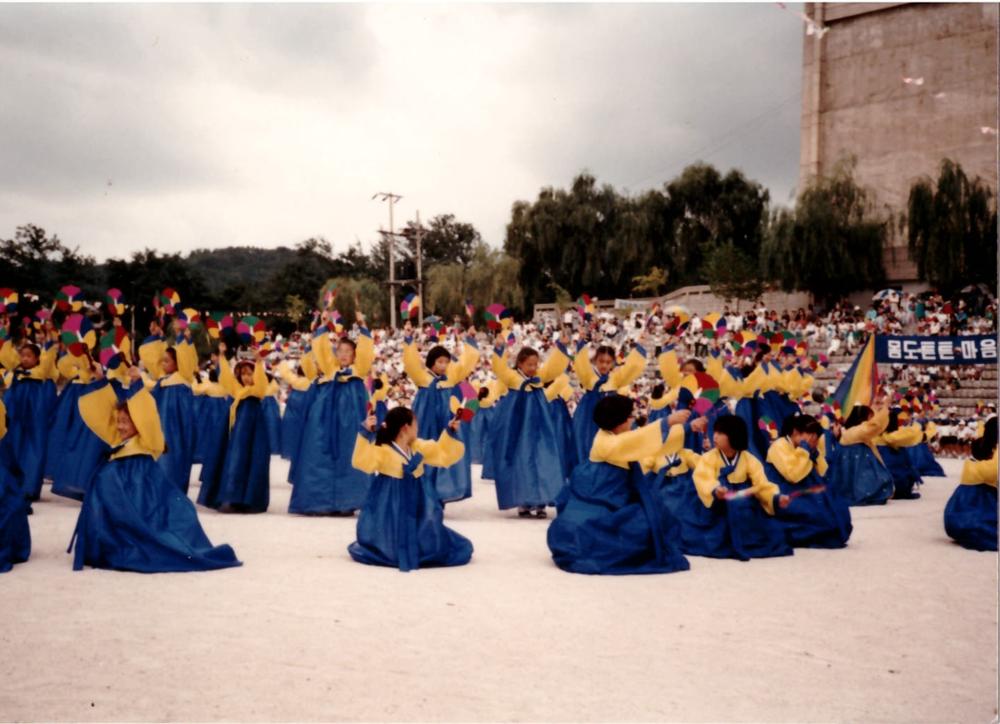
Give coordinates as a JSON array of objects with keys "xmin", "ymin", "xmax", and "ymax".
[{"xmin": 0, "ymin": 457, "xmax": 996, "ymax": 723}]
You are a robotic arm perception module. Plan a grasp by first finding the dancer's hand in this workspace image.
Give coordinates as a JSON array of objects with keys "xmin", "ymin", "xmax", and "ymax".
[{"xmin": 363, "ymin": 414, "xmax": 377, "ymax": 432}]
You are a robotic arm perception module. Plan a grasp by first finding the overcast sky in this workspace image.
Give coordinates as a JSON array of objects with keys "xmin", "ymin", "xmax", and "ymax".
[{"xmin": 0, "ymin": 3, "xmax": 805, "ymax": 261}]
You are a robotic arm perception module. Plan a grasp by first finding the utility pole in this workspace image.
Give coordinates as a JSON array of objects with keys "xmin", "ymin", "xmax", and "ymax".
[{"xmin": 372, "ymin": 192, "xmax": 402, "ymax": 327}]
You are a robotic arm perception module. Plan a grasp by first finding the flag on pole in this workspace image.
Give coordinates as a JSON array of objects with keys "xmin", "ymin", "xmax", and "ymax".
[{"xmin": 832, "ymin": 334, "xmax": 880, "ymax": 418}]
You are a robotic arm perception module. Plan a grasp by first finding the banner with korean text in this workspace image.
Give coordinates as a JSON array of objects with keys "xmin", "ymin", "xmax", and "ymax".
[{"xmin": 875, "ymin": 335, "xmax": 997, "ymax": 365}]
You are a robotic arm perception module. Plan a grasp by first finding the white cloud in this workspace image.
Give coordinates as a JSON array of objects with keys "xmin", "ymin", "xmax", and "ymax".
[{"xmin": 0, "ymin": 3, "xmax": 802, "ymax": 261}]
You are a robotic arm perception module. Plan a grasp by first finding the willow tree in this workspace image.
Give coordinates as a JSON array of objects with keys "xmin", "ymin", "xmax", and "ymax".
[
  {"xmin": 907, "ymin": 159, "xmax": 998, "ymax": 293},
  {"xmin": 761, "ymin": 159, "xmax": 887, "ymax": 305}
]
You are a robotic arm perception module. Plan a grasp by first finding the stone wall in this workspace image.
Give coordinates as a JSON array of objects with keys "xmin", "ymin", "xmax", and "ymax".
[{"xmin": 800, "ymin": 2, "xmax": 999, "ymax": 281}]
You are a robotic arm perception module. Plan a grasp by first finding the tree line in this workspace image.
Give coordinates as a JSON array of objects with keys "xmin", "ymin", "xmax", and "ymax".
[{"xmin": 0, "ymin": 157, "xmax": 994, "ymax": 333}]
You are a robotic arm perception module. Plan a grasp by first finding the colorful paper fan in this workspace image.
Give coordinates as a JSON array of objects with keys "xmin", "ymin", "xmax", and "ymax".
[
  {"xmin": 464, "ymin": 299, "xmax": 475, "ymax": 319},
  {"xmin": 153, "ymin": 288, "xmax": 180, "ymax": 315},
  {"xmin": 0, "ymin": 288, "xmax": 18, "ymax": 315},
  {"xmin": 104, "ymin": 288, "xmax": 125, "ymax": 316},
  {"xmin": 484, "ymin": 303, "xmax": 506, "ymax": 331},
  {"xmin": 60, "ymin": 313, "xmax": 97, "ymax": 356},
  {"xmin": 236, "ymin": 316, "xmax": 266, "ymax": 345},
  {"xmin": 700, "ymin": 314, "xmax": 727, "ymax": 339},
  {"xmin": 175, "ymin": 308, "xmax": 202, "ymax": 330},
  {"xmin": 758, "ymin": 415, "xmax": 778, "ymax": 439},
  {"xmin": 319, "ymin": 280, "xmax": 338, "ymax": 311},
  {"xmin": 679, "ymin": 371, "xmax": 721, "ymax": 415},
  {"xmin": 576, "ymin": 294, "xmax": 594, "ymax": 321},
  {"xmin": 32, "ymin": 308, "xmax": 51, "ymax": 331},
  {"xmin": 206, "ymin": 312, "xmax": 234, "ymax": 339},
  {"xmin": 456, "ymin": 380, "xmax": 481, "ymax": 422},
  {"xmin": 664, "ymin": 309, "xmax": 691, "ymax": 335},
  {"xmin": 98, "ymin": 326, "xmax": 129, "ymax": 369},
  {"xmin": 325, "ymin": 309, "xmax": 344, "ymax": 335},
  {"xmin": 400, "ymin": 293, "xmax": 421, "ymax": 321},
  {"xmin": 55, "ymin": 284, "xmax": 83, "ymax": 312},
  {"xmin": 424, "ymin": 314, "xmax": 443, "ymax": 331}
]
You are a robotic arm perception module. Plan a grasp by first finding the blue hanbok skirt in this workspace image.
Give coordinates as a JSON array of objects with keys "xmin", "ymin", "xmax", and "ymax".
[
  {"xmin": 765, "ymin": 465, "xmax": 852, "ymax": 548},
  {"xmin": 0, "ymin": 466, "xmax": 30, "ymax": 573},
  {"xmin": 48, "ymin": 381, "xmax": 107, "ymax": 501},
  {"xmin": 676, "ymin": 480, "xmax": 792, "ymax": 561},
  {"xmin": 70, "ymin": 453, "xmax": 241, "ymax": 572},
  {"xmin": 550, "ymin": 397, "xmax": 578, "ymax": 480},
  {"xmin": 348, "ymin": 467, "xmax": 473, "ymax": 572},
  {"xmin": 200, "ymin": 398, "xmax": 270, "ymax": 513},
  {"xmin": 289, "ymin": 380, "xmax": 371, "ymax": 514},
  {"xmin": 262, "ymin": 396, "xmax": 282, "ymax": 456},
  {"xmin": 547, "ymin": 461, "xmax": 689, "ymax": 575},
  {"xmin": 943, "ymin": 484, "xmax": 998, "ymax": 552},
  {"xmin": 491, "ymin": 387, "xmax": 565, "ymax": 510},
  {"xmin": 151, "ymin": 383, "xmax": 197, "ymax": 494},
  {"xmin": 655, "ymin": 468, "xmax": 696, "ymax": 517},
  {"xmin": 571, "ymin": 388, "xmax": 606, "ymax": 471},
  {"xmin": 195, "ymin": 396, "xmax": 230, "ymax": 502},
  {"xmin": 0, "ymin": 378, "xmax": 57, "ymax": 500},
  {"xmin": 413, "ymin": 383, "xmax": 472, "ymax": 503},
  {"xmin": 280, "ymin": 388, "xmax": 310, "ymax": 463},
  {"xmin": 468, "ymin": 405, "xmax": 493, "ymax": 466},
  {"xmin": 907, "ymin": 443, "xmax": 945, "ymax": 477},
  {"xmin": 878, "ymin": 445, "xmax": 923, "ymax": 500},
  {"xmin": 827, "ymin": 444, "xmax": 894, "ymax": 506}
]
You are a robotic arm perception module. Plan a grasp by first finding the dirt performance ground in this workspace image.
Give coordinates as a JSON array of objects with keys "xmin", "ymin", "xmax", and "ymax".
[{"xmin": 1, "ymin": 458, "xmax": 996, "ymax": 722}]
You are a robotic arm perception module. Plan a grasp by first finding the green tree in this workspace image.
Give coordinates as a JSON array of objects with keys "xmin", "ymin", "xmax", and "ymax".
[
  {"xmin": 664, "ymin": 164, "xmax": 769, "ymax": 285},
  {"xmin": 761, "ymin": 159, "xmax": 887, "ymax": 305},
  {"xmin": 0, "ymin": 224, "xmax": 99, "ymax": 296},
  {"xmin": 907, "ymin": 158, "xmax": 998, "ymax": 293},
  {"xmin": 425, "ymin": 242, "xmax": 522, "ymax": 321},
  {"xmin": 701, "ymin": 244, "xmax": 764, "ymax": 309},
  {"xmin": 504, "ymin": 165, "xmax": 770, "ymax": 310},
  {"xmin": 317, "ymin": 276, "xmax": 389, "ymax": 327},
  {"xmin": 285, "ymin": 294, "xmax": 308, "ymax": 329},
  {"xmin": 402, "ymin": 214, "xmax": 481, "ymax": 270},
  {"xmin": 631, "ymin": 266, "xmax": 668, "ymax": 296}
]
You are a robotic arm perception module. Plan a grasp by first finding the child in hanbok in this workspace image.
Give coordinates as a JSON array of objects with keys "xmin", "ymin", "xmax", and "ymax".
[
  {"xmin": 69, "ymin": 369, "xmax": 240, "ymax": 572},
  {"xmin": 276, "ymin": 354, "xmax": 317, "ymax": 464},
  {"xmin": 0, "ymin": 399, "xmax": 30, "ymax": 572},
  {"xmin": 490, "ymin": 332, "xmax": 571, "ymax": 518},
  {"xmin": 200, "ymin": 344, "xmax": 271, "ymax": 513},
  {"xmin": 193, "ymin": 369, "xmax": 231, "ymax": 507},
  {"xmin": 47, "ymin": 350, "xmax": 106, "ymax": 500},
  {"xmin": 943, "ymin": 416, "xmax": 997, "ymax": 551},
  {"xmin": 349, "ymin": 407, "xmax": 472, "ymax": 571},
  {"xmin": 0, "ymin": 341, "xmax": 58, "ymax": 503},
  {"xmin": 144, "ymin": 332, "xmax": 198, "ymax": 494},
  {"xmin": 827, "ymin": 404, "xmax": 894, "ymax": 506},
  {"xmin": 875, "ymin": 410, "xmax": 924, "ymax": 500},
  {"xmin": 571, "ymin": 340, "xmax": 647, "ymax": 466},
  {"xmin": 906, "ymin": 419, "xmax": 945, "ymax": 477},
  {"xmin": 684, "ymin": 415, "xmax": 793, "ymax": 561},
  {"xmin": 402, "ymin": 323, "xmax": 479, "ymax": 503},
  {"xmin": 766, "ymin": 415, "xmax": 852, "ymax": 548},
  {"xmin": 547, "ymin": 394, "xmax": 699, "ymax": 575},
  {"xmin": 290, "ymin": 315, "xmax": 374, "ymax": 515}
]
